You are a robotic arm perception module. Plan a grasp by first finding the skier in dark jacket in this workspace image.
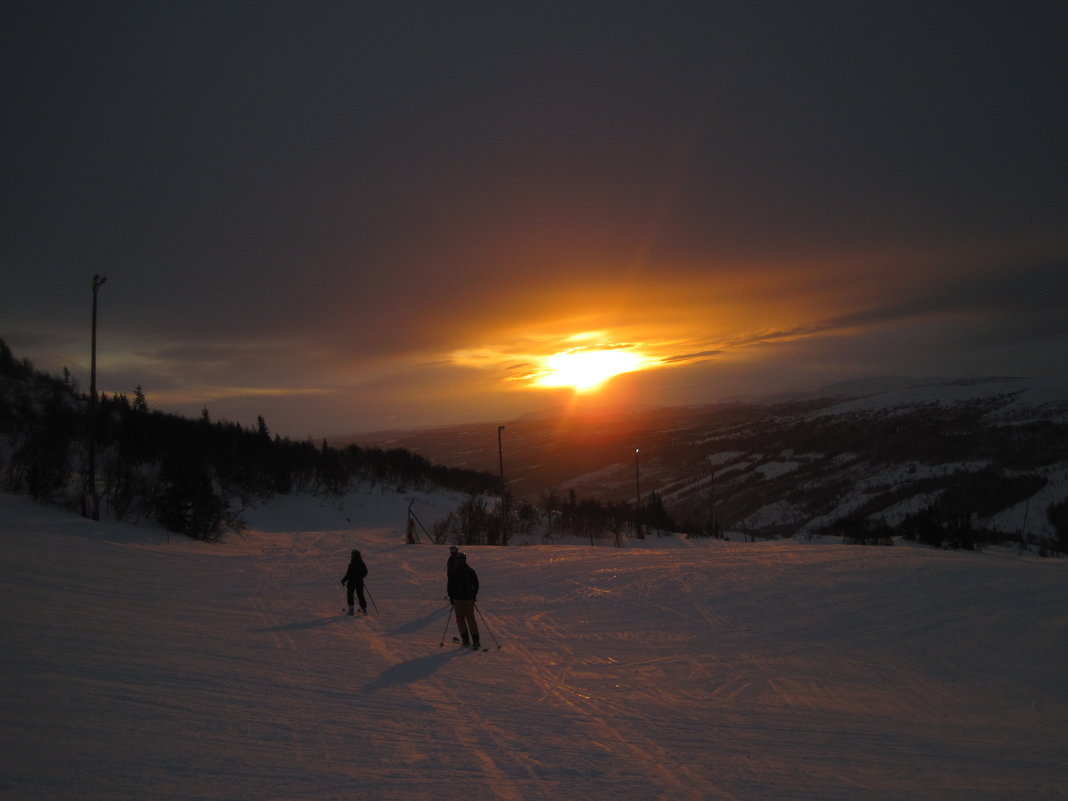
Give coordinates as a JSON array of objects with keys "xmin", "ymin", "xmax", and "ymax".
[
  {"xmin": 447, "ymin": 552, "xmax": 480, "ymax": 647},
  {"xmin": 341, "ymin": 549, "xmax": 368, "ymax": 615}
]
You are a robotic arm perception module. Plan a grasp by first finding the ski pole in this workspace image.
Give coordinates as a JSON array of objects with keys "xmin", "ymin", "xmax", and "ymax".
[
  {"xmin": 365, "ymin": 584, "xmax": 380, "ymax": 615},
  {"xmin": 474, "ymin": 603, "xmax": 501, "ymax": 649},
  {"xmin": 438, "ymin": 603, "xmax": 453, "ymax": 647}
]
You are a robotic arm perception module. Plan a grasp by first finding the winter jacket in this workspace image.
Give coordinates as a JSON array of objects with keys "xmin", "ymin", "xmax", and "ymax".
[
  {"xmin": 447, "ymin": 563, "xmax": 479, "ymax": 601},
  {"xmin": 341, "ymin": 557, "xmax": 368, "ymax": 586}
]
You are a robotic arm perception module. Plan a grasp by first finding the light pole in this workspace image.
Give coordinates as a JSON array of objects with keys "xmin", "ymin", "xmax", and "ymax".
[
  {"xmin": 86, "ymin": 273, "xmax": 107, "ymax": 520},
  {"xmin": 634, "ymin": 448, "xmax": 644, "ymax": 539},
  {"xmin": 497, "ymin": 425, "xmax": 506, "ymax": 545},
  {"xmin": 497, "ymin": 425, "xmax": 506, "ymax": 483},
  {"xmin": 709, "ymin": 468, "xmax": 716, "ymax": 538}
]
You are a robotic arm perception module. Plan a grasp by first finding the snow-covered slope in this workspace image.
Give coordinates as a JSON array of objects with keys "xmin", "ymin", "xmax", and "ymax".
[
  {"xmin": 348, "ymin": 375, "xmax": 1068, "ymax": 543},
  {"xmin": 1, "ymin": 490, "xmax": 1065, "ymax": 801}
]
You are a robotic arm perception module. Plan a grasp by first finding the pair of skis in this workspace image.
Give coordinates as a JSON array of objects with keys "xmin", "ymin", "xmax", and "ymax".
[
  {"xmin": 453, "ymin": 636, "xmax": 489, "ymax": 652},
  {"xmin": 439, "ymin": 602, "xmax": 501, "ymax": 650}
]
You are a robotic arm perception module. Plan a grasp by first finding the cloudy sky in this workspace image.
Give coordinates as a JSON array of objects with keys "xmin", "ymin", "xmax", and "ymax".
[{"xmin": 4, "ymin": 1, "xmax": 1067, "ymax": 438}]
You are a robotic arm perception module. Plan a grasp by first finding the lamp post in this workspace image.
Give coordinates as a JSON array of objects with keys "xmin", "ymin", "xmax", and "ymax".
[
  {"xmin": 709, "ymin": 468, "xmax": 716, "ymax": 538},
  {"xmin": 86, "ymin": 274, "xmax": 107, "ymax": 520},
  {"xmin": 497, "ymin": 425, "xmax": 506, "ymax": 545},
  {"xmin": 497, "ymin": 425, "xmax": 506, "ymax": 483},
  {"xmin": 634, "ymin": 448, "xmax": 642, "ymax": 539}
]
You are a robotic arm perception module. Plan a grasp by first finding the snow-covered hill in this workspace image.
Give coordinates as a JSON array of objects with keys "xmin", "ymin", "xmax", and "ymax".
[
  {"xmin": 2, "ymin": 490, "xmax": 1065, "ymax": 800},
  {"xmin": 351, "ymin": 375, "xmax": 1068, "ymax": 543}
]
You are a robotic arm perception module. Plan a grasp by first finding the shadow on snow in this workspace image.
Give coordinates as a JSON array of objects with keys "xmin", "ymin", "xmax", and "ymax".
[{"xmin": 361, "ymin": 649, "xmax": 468, "ymax": 694}]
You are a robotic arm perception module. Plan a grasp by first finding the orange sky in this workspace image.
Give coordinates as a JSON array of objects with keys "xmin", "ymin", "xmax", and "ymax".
[{"xmin": 4, "ymin": 3, "xmax": 1068, "ymax": 437}]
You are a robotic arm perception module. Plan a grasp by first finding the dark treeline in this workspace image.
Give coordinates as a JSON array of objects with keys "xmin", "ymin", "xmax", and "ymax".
[
  {"xmin": 430, "ymin": 487, "xmax": 681, "ymax": 548},
  {"xmin": 0, "ymin": 340, "xmax": 499, "ymax": 540}
]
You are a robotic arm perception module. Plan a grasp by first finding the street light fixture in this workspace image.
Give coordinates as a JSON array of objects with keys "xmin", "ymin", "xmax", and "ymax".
[{"xmin": 86, "ymin": 274, "xmax": 107, "ymax": 520}]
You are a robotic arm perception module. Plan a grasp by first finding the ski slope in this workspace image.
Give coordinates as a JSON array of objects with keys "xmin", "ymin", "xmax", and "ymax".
[{"xmin": 1, "ymin": 490, "xmax": 1065, "ymax": 801}]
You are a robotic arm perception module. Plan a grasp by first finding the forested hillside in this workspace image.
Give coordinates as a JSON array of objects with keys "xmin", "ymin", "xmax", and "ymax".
[{"xmin": 0, "ymin": 340, "xmax": 498, "ymax": 540}]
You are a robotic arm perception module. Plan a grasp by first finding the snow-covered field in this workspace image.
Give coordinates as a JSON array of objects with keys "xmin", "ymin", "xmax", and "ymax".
[{"xmin": 1, "ymin": 489, "xmax": 1065, "ymax": 801}]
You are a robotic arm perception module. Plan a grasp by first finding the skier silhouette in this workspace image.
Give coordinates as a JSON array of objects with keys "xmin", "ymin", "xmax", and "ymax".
[
  {"xmin": 341, "ymin": 549, "xmax": 368, "ymax": 615},
  {"xmin": 447, "ymin": 552, "xmax": 479, "ymax": 648}
]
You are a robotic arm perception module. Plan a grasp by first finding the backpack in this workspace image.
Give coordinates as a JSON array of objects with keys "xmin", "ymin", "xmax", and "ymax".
[{"xmin": 452, "ymin": 565, "xmax": 476, "ymax": 599}]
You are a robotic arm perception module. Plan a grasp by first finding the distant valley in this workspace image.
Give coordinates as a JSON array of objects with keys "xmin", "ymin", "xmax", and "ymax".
[{"xmin": 344, "ymin": 376, "xmax": 1068, "ymax": 545}]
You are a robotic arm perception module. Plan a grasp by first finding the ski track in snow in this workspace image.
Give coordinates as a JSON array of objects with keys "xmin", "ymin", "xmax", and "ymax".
[{"xmin": 1, "ymin": 490, "xmax": 1066, "ymax": 801}]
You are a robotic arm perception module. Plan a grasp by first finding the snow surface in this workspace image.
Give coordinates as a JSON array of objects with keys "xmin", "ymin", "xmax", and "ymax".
[
  {"xmin": 754, "ymin": 461, "xmax": 801, "ymax": 480},
  {"xmin": 2, "ymin": 489, "xmax": 1066, "ymax": 801}
]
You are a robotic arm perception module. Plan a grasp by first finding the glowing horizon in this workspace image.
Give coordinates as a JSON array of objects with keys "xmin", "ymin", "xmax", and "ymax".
[{"xmin": 533, "ymin": 347, "xmax": 650, "ymax": 392}]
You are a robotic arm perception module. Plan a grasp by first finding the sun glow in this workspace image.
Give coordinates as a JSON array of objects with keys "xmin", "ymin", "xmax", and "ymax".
[{"xmin": 534, "ymin": 348, "xmax": 646, "ymax": 392}]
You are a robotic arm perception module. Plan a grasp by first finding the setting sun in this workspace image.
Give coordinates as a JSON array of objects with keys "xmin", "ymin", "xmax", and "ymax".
[{"xmin": 534, "ymin": 347, "xmax": 646, "ymax": 392}]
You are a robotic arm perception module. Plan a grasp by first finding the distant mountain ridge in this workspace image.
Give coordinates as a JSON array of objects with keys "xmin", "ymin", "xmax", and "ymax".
[{"xmin": 345, "ymin": 375, "xmax": 1068, "ymax": 544}]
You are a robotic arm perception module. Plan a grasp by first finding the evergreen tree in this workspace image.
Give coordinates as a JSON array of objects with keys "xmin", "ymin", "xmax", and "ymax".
[
  {"xmin": 133, "ymin": 386, "xmax": 148, "ymax": 413},
  {"xmin": 1048, "ymin": 498, "xmax": 1068, "ymax": 555}
]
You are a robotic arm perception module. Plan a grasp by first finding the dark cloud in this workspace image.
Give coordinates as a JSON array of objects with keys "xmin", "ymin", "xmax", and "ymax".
[
  {"xmin": 3, "ymin": 1, "xmax": 1067, "ymax": 435},
  {"xmin": 819, "ymin": 261, "xmax": 1068, "ymax": 334},
  {"xmin": 662, "ymin": 350, "xmax": 724, "ymax": 365}
]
